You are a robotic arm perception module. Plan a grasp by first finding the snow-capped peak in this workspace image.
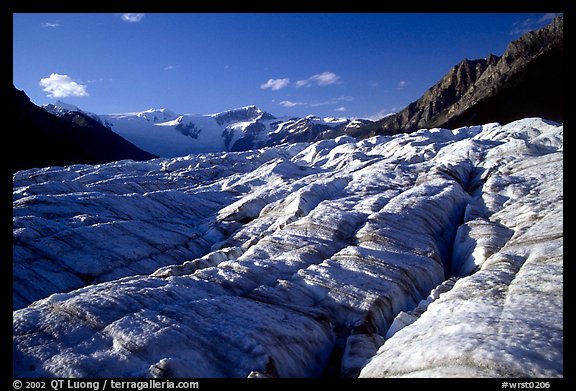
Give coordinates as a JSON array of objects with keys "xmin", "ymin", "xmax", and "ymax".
[
  {"xmin": 43, "ymin": 100, "xmax": 82, "ymax": 115},
  {"xmin": 302, "ymin": 115, "xmax": 349, "ymax": 126},
  {"xmin": 56, "ymin": 100, "xmax": 80, "ymax": 111},
  {"xmin": 323, "ymin": 116, "xmax": 348, "ymax": 123},
  {"xmin": 212, "ymin": 105, "xmax": 274, "ymax": 125},
  {"xmin": 43, "ymin": 101, "xmax": 102, "ymax": 124},
  {"xmin": 135, "ymin": 108, "xmax": 178, "ymax": 123}
]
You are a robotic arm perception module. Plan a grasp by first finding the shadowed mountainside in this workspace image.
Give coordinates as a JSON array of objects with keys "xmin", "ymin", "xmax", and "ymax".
[{"xmin": 11, "ymin": 86, "xmax": 157, "ymax": 172}]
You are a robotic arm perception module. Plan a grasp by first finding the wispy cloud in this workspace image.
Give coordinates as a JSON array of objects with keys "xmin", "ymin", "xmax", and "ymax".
[
  {"xmin": 279, "ymin": 100, "xmax": 306, "ymax": 108},
  {"xmin": 39, "ymin": 73, "xmax": 89, "ymax": 98},
  {"xmin": 335, "ymin": 95, "xmax": 354, "ymax": 102},
  {"xmin": 40, "ymin": 22, "xmax": 61, "ymax": 28},
  {"xmin": 510, "ymin": 19, "xmax": 537, "ymax": 36},
  {"xmin": 296, "ymin": 72, "xmax": 341, "ymax": 88},
  {"xmin": 295, "ymin": 80, "xmax": 309, "ymax": 88},
  {"xmin": 277, "ymin": 96, "xmax": 353, "ymax": 109},
  {"xmin": 396, "ymin": 80, "xmax": 408, "ymax": 90},
  {"xmin": 86, "ymin": 78, "xmax": 110, "ymax": 83},
  {"xmin": 309, "ymin": 101, "xmax": 330, "ymax": 107},
  {"xmin": 312, "ymin": 72, "xmax": 341, "ymax": 86},
  {"xmin": 539, "ymin": 13, "xmax": 562, "ymax": 23},
  {"xmin": 120, "ymin": 13, "xmax": 145, "ymax": 23},
  {"xmin": 309, "ymin": 96, "xmax": 355, "ymax": 107},
  {"xmin": 261, "ymin": 78, "xmax": 290, "ymax": 91},
  {"xmin": 367, "ymin": 108, "xmax": 399, "ymax": 121},
  {"xmin": 163, "ymin": 65, "xmax": 178, "ymax": 71},
  {"xmin": 264, "ymin": 72, "xmax": 342, "ymax": 90},
  {"xmin": 510, "ymin": 13, "xmax": 561, "ymax": 36}
]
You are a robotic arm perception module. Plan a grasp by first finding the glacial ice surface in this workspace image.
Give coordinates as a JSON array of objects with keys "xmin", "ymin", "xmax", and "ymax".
[{"xmin": 13, "ymin": 118, "xmax": 562, "ymax": 378}]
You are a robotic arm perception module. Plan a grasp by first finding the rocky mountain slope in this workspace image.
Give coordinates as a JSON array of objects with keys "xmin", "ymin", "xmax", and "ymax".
[
  {"xmin": 350, "ymin": 16, "xmax": 563, "ymax": 138},
  {"xmin": 11, "ymin": 87, "xmax": 157, "ymax": 172},
  {"xmin": 13, "ymin": 118, "xmax": 563, "ymax": 378}
]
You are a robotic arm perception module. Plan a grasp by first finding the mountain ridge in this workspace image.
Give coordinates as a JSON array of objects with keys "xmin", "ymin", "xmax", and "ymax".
[{"xmin": 11, "ymin": 86, "xmax": 157, "ymax": 173}]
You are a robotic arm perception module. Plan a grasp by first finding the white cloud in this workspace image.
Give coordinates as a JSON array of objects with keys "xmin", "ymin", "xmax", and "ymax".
[
  {"xmin": 163, "ymin": 65, "xmax": 178, "ymax": 71},
  {"xmin": 397, "ymin": 80, "xmax": 408, "ymax": 90},
  {"xmin": 121, "ymin": 13, "xmax": 145, "ymax": 23},
  {"xmin": 297, "ymin": 72, "xmax": 341, "ymax": 88},
  {"xmin": 278, "ymin": 100, "xmax": 306, "ymax": 108},
  {"xmin": 335, "ymin": 107, "xmax": 348, "ymax": 112},
  {"xmin": 260, "ymin": 78, "xmax": 290, "ymax": 91},
  {"xmin": 40, "ymin": 22, "xmax": 61, "ymax": 28},
  {"xmin": 311, "ymin": 72, "xmax": 340, "ymax": 86},
  {"xmin": 39, "ymin": 73, "xmax": 89, "ymax": 98}
]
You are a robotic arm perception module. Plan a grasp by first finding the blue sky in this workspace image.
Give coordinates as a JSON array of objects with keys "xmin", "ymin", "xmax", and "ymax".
[{"xmin": 13, "ymin": 13, "xmax": 561, "ymax": 120}]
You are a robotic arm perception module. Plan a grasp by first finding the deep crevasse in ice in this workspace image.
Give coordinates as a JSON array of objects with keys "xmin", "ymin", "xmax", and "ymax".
[
  {"xmin": 13, "ymin": 118, "xmax": 562, "ymax": 378},
  {"xmin": 361, "ymin": 120, "xmax": 563, "ymax": 377}
]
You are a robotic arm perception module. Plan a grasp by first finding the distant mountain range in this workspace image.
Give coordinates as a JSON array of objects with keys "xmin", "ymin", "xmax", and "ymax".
[
  {"xmin": 349, "ymin": 15, "xmax": 563, "ymax": 138},
  {"xmin": 11, "ymin": 16, "xmax": 562, "ymax": 171},
  {"xmin": 43, "ymin": 102, "xmax": 371, "ymax": 158}
]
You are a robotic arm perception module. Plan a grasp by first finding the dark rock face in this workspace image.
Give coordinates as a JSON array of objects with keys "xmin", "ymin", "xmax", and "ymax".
[
  {"xmin": 11, "ymin": 86, "xmax": 157, "ymax": 172},
  {"xmin": 227, "ymin": 117, "xmax": 373, "ymax": 152},
  {"xmin": 265, "ymin": 117, "xmax": 335, "ymax": 147},
  {"xmin": 175, "ymin": 121, "xmax": 202, "ymax": 139},
  {"xmin": 260, "ymin": 118, "xmax": 373, "ymax": 149},
  {"xmin": 214, "ymin": 105, "xmax": 272, "ymax": 126},
  {"xmin": 227, "ymin": 122, "xmax": 267, "ymax": 151},
  {"xmin": 351, "ymin": 16, "xmax": 563, "ymax": 138}
]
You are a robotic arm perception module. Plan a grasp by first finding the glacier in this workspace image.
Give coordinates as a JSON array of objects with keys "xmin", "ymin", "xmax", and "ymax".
[{"xmin": 13, "ymin": 118, "xmax": 563, "ymax": 378}]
